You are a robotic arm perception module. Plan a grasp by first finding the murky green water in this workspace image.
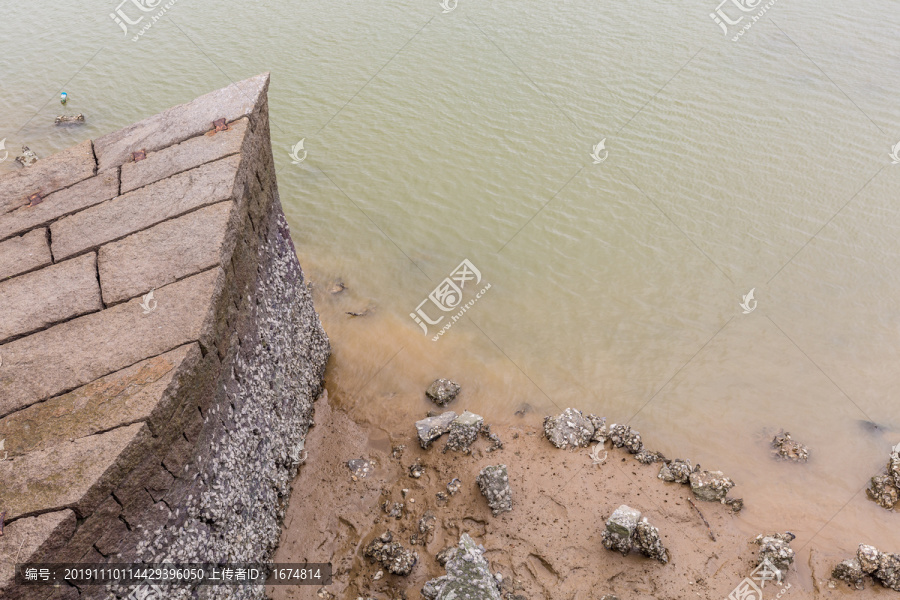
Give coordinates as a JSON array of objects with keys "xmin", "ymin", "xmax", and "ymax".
[{"xmin": 3, "ymin": 0, "xmax": 900, "ymax": 584}]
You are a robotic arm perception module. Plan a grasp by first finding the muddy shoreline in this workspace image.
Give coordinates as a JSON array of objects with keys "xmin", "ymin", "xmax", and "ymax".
[{"xmin": 266, "ymin": 390, "xmax": 896, "ymax": 599}]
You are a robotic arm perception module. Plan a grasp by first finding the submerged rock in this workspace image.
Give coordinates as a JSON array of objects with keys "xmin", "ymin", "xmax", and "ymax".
[
  {"xmin": 347, "ymin": 458, "xmax": 373, "ymax": 480},
  {"xmin": 601, "ymin": 505, "xmax": 641, "ymax": 556},
  {"xmin": 543, "ymin": 408, "xmax": 597, "ymax": 449},
  {"xmin": 771, "ymin": 430, "xmax": 810, "ymax": 462},
  {"xmin": 754, "ymin": 532, "xmax": 796, "ymax": 574},
  {"xmin": 634, "ymin": 518, "xmax": 669, "ymax": 564},
  {"xmin": 444, "ymin": 410, "xmax": 484, "ymax": 453},
  {"xmin": 832, "ymin": 558, "xmax": 867, "ymax": 589},
  {"xmin": 15, "ymin": 145, "xmax": 38, "ymax": 167},
  {"xmin": 364, "ymin": 531, "xmax": 418, "ymax": 576},
  {"xmin": 689, "ymin": 470, "xmax": 735, "ymax": 502},
  {"xmin": 658, "ymin": 458, "xmax": 697, "ymax": 484},
  {"xmin": 422, "ymin": 533, "xmax": 502, "ymax": 600},
  {"xmin": 416, "ymin": 411, "xmax": 458, "ymax": 449},
  {"xmin": 426, "ymin": 379, "xmax": 461, "ymax": 406},
  {"xmin": 477, "ymin": 464, "xmax": 512, "ymax": 516},
  {"xmin": 608, "ymin": 423, "xmax": 643, "ymax": 454}
]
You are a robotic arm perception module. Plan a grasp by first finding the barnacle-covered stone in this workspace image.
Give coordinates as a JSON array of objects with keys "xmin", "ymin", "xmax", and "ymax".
[
  {"xmin": 477, "ymin": 464, "xmax": 512, "ymax": 516},
  {"xmin": 832, "ymin": 558, "xmax": 867, "ymax": 589},
  {"xmin": 364, "ymin": 531, "xmax": 418, "ymax": 576},
  {"xmin": 754, "ymin": 532, "xmax": 796, "ymax": 574},
  {"xmin": 426, "ymin": 379, "xmax": 461, "ymax": 406},
  {"xmin": 601, "ymin": 505, "xmax": 641, "ymax": 556},
  {"xmin": 859, "ymin": 544, "xmax": 882, "ymax": 574},
  {"xmin": 634, "ymin": 518, "xmax": 669, "ymax": 564},
  {"xmin": 771, "ymin": 430, "xmax": 809, "ymax": 462},
  {"xmin": 658, "ymin": 458, "xmax": 696, "ymax": 484},
  {"xmin": 608, "ymin": 423, "xmax": 643, "ymax": 454},
  {"xmin": 543, "ymin": 408, "xmax": 596, "ymax": 449},
  {"xmin": 635, "ymin": 450, "xmax": 666, "ymax": 464},
  {"xmin": 690, "ymin": 470, "xmax": 735, "ymax": 502},
  {"xmin": 866, "ymin": 474, "xmax": 899, "ymax": 509},
  {"xmin": 416, "ymin": 411, "xmax": 458, "ymax": 449},
  {"xmin": 444, "ymin": 411, "xmax": 484, "ymax": 453},
  {"xmin": 422, "ymin": 533, "xmax": 502, "ymax": 600}
]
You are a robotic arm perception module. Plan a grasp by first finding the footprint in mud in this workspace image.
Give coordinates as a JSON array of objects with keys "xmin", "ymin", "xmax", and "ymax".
[{"xmin": 525, "ymin": 552, "xmax": 560, "ymax": 589}]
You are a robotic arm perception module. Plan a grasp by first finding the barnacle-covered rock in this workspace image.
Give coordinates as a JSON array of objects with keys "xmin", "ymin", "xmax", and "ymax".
[
  {"xmin": 635, "ymin": 450, "xmax": 666, "ymax": 464},
  {"xmin": 608, "ymin": 423, "xmax": 643, "ymax": 454},
  {"xmin": 658, "ymin": 458, "xmax": 696, "ymax": 484},
  {"xmin": 364, "ymin": 531, "xmax": 418, "ymax": 576},
  {"xmin": 477, "ymin": 464, "xmax": 512, "ymax": 516},
  {"xmin": 416, "ymin": 411, "xmax": 458, "ymax": 449},
  {"xmin": 426, "ymin": 379, "xmax": 461, "ymax": 406},
  {"xmin": 832, "ymin": 558, "xmax": 867, "ymax": 589},
  {"xmin": 771, "ymin": 430, "xmax": 809, "ymax": 462},
  {"xmin": 634, "ymin": 518, "xmax": 669, "ymax": 564},
  {"xmin": 601, "ymin": 505, "xmax": 641, "ymax": 556},
  {"xmin": 444, "ymin": 411, "xmax": 484, "ymax": 453},
  {"xmin": 422, "ymin": 534, "xmax": 502, "ymax": 600},
  {"xmin": 543, "ymin": 408, "xmax": 596, "ymax": 449},
  {"xmin": 690, "ymin": 470, "xmax": 735, "ymax": 502},
  {"xmin": 754, "ymin": 532, "xmax": 796, "ymax": 574},
  {"xmin": 866, "ymin": 474, "xmax": 899, "ymax": 509}
]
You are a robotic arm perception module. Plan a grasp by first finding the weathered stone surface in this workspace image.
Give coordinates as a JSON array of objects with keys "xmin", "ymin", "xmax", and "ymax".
[
  {"xmin": 94, "ymin": 73, "xmax": 269, "ymax": 172},
  {"xmin": 0, "ymin": 229, "xmax": 50, "ymax": 280},
  {"xmin": 477, "ymin": 464, "xmax": 512, "ymax": 516},
  {"xmin": 51, "ymin": 155, "xmax": 241, "ymax": 260},
  {"xmin": 444, "ymin": 410, "xmax": 484, "ymax": 453},
  {"xmin": 754, "ymin": 532, "xmax": 796, "ymax": 574},
  {"xmin": 0, "ymin": 423, "xmax": 148, "ymax": 520},
  {"xmin": 859, "ymin": 544, "xmax": 882, "ymax": 574},
  {"xmin": 425, "ymin": 378, "xmax": 460, "ymax": 406},
  {"xmin": 0, "ymin": 510, "xmax": 76, "ymax": 590},
  {"xmin": 634, "ymin": 519, "xmax": 669, "ymax": 564},
  {"xmin": 832, "ymin": 558, "xmax": 867, "ymax": 589},
  {"xmin": 121, "ymin": 118, "xmax": 249, "ymax": 193},
  {"xmin": 415, "ymin": 411, "xmax": 457, "ymax": 449},
  {"xmin": 0, "ymin": 268, "xmax": 220, "ymax": 417},
  {"xmin": 0, "ymin": 140, "xmax": 95, "ymax": 216},
  {"xmin": 689, "ymin": 470, "xmax": 735, "ymax": 502},
  {"xmin": 601, "ymin": 505, "xmax": 641, "ymax": 555},
  {"xmin": 771, "ymin": 430, "xmax": 809, "ymax": 462},
  {"xmin": 0, "ymin": 345, "xmax": 194, "ymax": 457},
  {"xmin": 543, "ymin": 408, "xmax": 596, "ymax": 449},
  {"xmin": 608, "ymin": 423, "xmax": 643, "ymax": 454},
  {"xmin": 0, "ymin": 170, "xmax": 119, "ymax": 242},
  {"xmin": 422, "ymin": 534, "xmax": 502, "ymax": 600},
  {"xmin": 0, "ymin": 253, "xmax": 101, "ymax": 344},
  {"xmin": 99, "ymin": 201, "xmax": 234, "ymax": 304},
  {"xmin": 659, "ymin": 458, "xmax": 696, "ymax": 484},
  {"xmin": 364, "ymin": 531, "xmax": 418, "ymax": 576}
]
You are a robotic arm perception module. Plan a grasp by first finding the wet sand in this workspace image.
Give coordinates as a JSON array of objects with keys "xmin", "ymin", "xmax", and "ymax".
[{"xmin": 267, "ymin": 391, "xmax": 893, "ymax": 599}]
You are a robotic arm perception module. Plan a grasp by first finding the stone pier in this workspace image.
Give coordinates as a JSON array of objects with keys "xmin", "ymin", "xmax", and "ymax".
[{"xmin": 0, "ymin": 74, "xmax": 330, "ymax": 599}]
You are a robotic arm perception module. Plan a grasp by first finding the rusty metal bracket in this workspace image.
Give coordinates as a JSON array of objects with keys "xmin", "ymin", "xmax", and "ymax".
[
  {"xmin": 132, "ymin": 149, "xmax": 147, "ymax": 162},
  {"xmin": 213, "ymin": 118, "xmax": 229, "ymax": 132},
  {"xmin": 27, "ymin": 192, "xmax": 44, "ymax": 207}
]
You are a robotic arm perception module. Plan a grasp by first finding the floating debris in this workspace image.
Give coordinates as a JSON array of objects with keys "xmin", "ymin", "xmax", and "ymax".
[
  {"xmin": 60, "ymin": 91, "xmax": 68, "ymax": 105},
  {"xmin": 426, "ymin": 378, "xmax": 461, "ymax": 406},
  {"xmin": 55, "ymin": 114, "xmax": 85, "ymax": 125},
  {"xmin": 329, "ymin": 280, "xmax": 346, "ymax": 294},
  {"xmin": 771, "ymin": 430, "xmax": 809, "ymax": 462}
]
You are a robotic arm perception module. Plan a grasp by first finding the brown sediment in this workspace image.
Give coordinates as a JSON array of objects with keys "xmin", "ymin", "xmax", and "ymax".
[{"xmin": 268, "ymin": 392, "xmax": 780, "ymax": 600}]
